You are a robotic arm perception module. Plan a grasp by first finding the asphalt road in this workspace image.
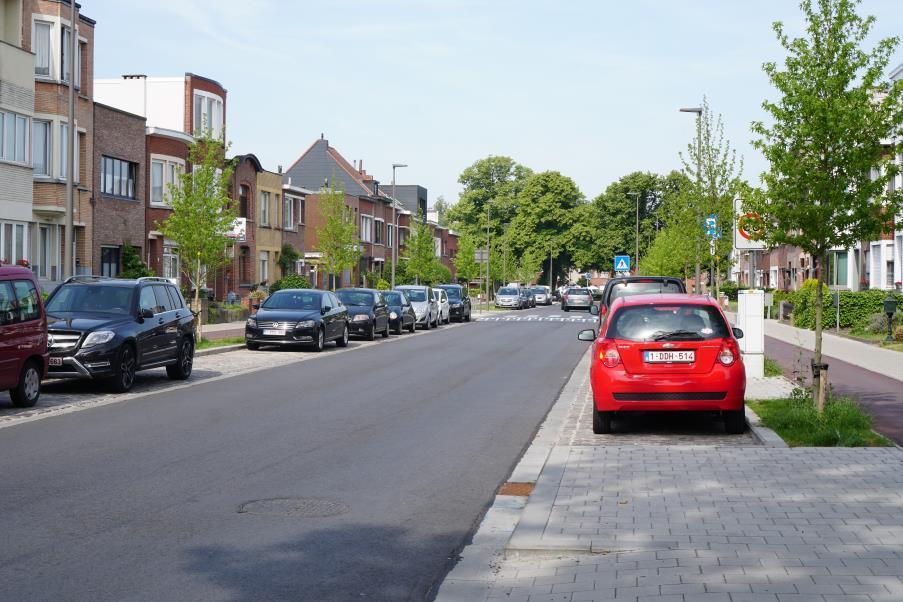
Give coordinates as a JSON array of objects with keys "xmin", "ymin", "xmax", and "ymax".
[
  {"xmin": 0, "ymin": 304, "xmax": 588, "ymax": 601},
  {"xmin": 765, "ymin": 335, "xmax": 903, "ymax": 444}
]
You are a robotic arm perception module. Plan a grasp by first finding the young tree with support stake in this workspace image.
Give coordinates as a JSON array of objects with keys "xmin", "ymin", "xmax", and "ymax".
[
  {"xmin": 750, "ymin": 0, "xmax": 903, "ymax": 411},
  {"xmin": 316, "ymin": 183, "xmax": 360, "ymax": 290},
  {"xmin": 158, "ymin": 133, "xmax": 236, "ymax": 341}
]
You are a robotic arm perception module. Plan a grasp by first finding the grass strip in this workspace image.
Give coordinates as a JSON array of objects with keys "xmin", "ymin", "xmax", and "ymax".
[{"xmin": 196, "ymin": 336, "xmax": 246, "ymax": 350}]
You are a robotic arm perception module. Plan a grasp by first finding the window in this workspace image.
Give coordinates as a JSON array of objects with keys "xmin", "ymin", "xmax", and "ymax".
[
  {"xmin": 0, "ymin": 283, "xmax": 15, "ymax": 326},
  {"xmin": 0, "ymin": 222, "xmax": 28, "ymax": 264},
  {"xmin": 100, "ymin": 247, "xmax": 120, "ymax": 278},
  {"xmin": 259, "ymin": 251, "xmax": 269, "ymax": 284},
  {"xmin": 61, "ymin": 26, "xmax": 81, "ymax": 87},
  {"xmin": 101, "ymin": 156, "xmax": 137, "ymax": 199},
  {"xmin": 0, "ymin": 111, "xmax": 29, "ymax": 164},
  {"xmin": 374, "ymin": 219, "xmax": 384, "ymax": 245},
  {"xmin": 239, "ymin": 185, "xmax": 250, "ymax": 218},
  {"xmin": 259, "ymin": 191, "xmax": 270, "ymax": 225},
  {"xmin": 59, "ymin": 123, "xmax": 79, "ymax": 181},
  {"xmin": 434, "ymin": 237, "xmax": 441, "ymax": 257},
  {"xmin": 13, "ymin": 281, "xmax": 41, "ymax": 323},
  {"xmin": 153, "ymin": 285, "xmax": 175, "ymax": 313},
  {"xmin": 163, "ymin": 245, "xmax": 179, "ymax": 282},
  {"xmin": 387, "ymin": 224, "xmax": 394, "ymax": 249},
  {"xmin": 283, "ymin": 196, "xmax": 294, "ymax": 230},
  {"xmin": 192, "ymin": 92, "xmax": 224, "ymax": 137},
  {"xmin": 139, "ymin": 286, "xmax": 157, "ymax": 312},
  {"xmin": 33, "ymin": 120, "xmax": 51, "ymax": 176},
  {"xmin": 166, "ymin": 286, "xmax": 184, "ymax": 309},
  {"xmin": 827, "ymin": 251, "xmax": 848, "ymax": 287},
  {"xmin": 34, "ymin": 21, "xmax": 52, "ymax": 77},
  {"xmin": 298, "ymin": 197, "xmax": 305, "ymax": 225},
  {"xmin": 150, "ymin": 157, "xmax": 182, "ymax": 205},
  {"xmin": 360, "ymin": 214, "xmax": 373, "ymax": 243}
]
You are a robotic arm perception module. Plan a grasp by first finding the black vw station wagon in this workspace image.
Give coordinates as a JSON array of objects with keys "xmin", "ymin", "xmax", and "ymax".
[
  {"xmin": 336, "ymin": 288, "xmax": 391, "ymax": 340},
  {"xmin": 45, "ymin": 276, "xmax": 196, "ymax": 392},
  {"xmin": 246, "ymin": 289, "xmax": 350, "ymax": 352}
]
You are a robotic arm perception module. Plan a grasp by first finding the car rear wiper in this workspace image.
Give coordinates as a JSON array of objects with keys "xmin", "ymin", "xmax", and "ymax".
[{"xmin": 651, "ymin": 330, "xmax": 703, "ymax": 341}]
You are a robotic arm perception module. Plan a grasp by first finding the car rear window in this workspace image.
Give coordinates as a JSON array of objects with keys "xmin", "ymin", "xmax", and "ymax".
[
  {"xmin": 607, "ymin": 281, "xmax": 684, "ymax": 304},
  {"xmin": 606, "ymin": 304, "xmax": 730, "ymax": 342},
  {"xmin": 567, "ymin": 288, "xmax": 590, "ymax": 295}
]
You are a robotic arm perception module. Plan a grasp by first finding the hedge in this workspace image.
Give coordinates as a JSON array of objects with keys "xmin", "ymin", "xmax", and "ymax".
[
  {"xmin": 790, "ymin": 279, "xmax": 903, "ymax": 330},
  {"xmin": 269, "ymin": 273, "xmax": 311, "ymax": 293}
]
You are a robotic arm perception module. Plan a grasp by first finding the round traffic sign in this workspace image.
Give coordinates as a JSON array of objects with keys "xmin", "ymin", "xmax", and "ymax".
[{"xmin": 738, "ymin": 212, "xmax": 765, "ymax": 240}]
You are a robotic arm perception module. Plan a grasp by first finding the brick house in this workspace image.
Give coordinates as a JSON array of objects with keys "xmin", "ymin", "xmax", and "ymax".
[
  {"xmin": 20, "ymin": 0, "xmax": 96, "ymax": 282},
  {"xmin": 255, "ymin": 166, "xmax": 282, "ymax": 287},
  {"xmin": 144, "ymin": 126, "xmax": 191, "ymax": 283},
  {"xmin": 281, "ymin": 180, "xmax": 307, "ymax": 278},
  {"xmin": 91, "ymin": 102, "xmax": 145, "ymax": 276},
  {"xmin": 216, "ymin": 154, "xmax": 259, "ymax": 299}
]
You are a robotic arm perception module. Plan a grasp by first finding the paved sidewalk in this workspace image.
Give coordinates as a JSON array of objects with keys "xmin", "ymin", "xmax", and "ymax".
[{"xmin": 437, "ymin": 349, "xmax": 903, "ymax": 602}]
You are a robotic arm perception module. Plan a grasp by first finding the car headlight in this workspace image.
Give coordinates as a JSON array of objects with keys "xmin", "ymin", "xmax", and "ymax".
[
  {"xmin": 390, "ymin": 311, "xmax": 398, "ymax": 320},
  {"xmin": 246, "ymin": 318, "xmax": 256, "ymax": 327},
  {"xmin": 352, "ymin": 314, "xmax": 370, "ymax": 322},
  {"xmin": 82, "ymin": 330, "xmax": 115, "ymax": 348},
  {"xmin": 297, "ymin": 320, "xmax": 316, "ymax": 328}
]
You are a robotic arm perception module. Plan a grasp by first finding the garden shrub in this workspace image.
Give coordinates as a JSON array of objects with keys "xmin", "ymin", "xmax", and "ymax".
[
  {"xmin": 866, "ymin": 312, "xmax": 888, "ymax": 334},
  {"xmin": 376, "ymin": 279, "xmax": 390, "ymax": 291},
  {"xmin": 894, "ymin": 325, "xmax": 903, "ymax": 343},
  {"xmin": 792, "ymin": 279, "xmax": 903, "ymax": 330},
  {"xmin": 269, "ymin": 273, "xmax": 311, "ymax": 293}
]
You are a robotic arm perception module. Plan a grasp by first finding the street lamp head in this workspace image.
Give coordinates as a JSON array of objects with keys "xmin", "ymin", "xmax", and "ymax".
[
  {"xmin": 679, "ymin": 107, "xmax": 703, "ymax": 114},
  {"xmin": 392, "ymin": 163, "xmax": 408, "ymax": 169}
]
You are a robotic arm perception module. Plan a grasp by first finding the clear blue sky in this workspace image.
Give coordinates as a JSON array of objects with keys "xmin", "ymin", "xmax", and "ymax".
[{"xmin": 88, "ymin": 0, "xmax": 903, "ymax": 205}]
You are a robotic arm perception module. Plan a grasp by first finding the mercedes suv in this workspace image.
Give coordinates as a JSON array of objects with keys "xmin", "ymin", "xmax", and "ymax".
[{"xmin": 44, "ymin": 276, "xmax": 196, "ymax": 392}]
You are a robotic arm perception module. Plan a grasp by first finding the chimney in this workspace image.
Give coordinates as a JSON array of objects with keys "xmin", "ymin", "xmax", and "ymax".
[
  {"xmin": 359, "ymin": 160, "xmax": 363, "ymax": 174},
  {"xmin": 277, "ymin": 165, "xmax": 283, "ymax": 174}
]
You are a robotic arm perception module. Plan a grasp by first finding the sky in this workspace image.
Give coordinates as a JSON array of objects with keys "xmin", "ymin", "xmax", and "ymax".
[{"xmin": 87, "ymin": 0, "xmax": 903, "ymax": 206}]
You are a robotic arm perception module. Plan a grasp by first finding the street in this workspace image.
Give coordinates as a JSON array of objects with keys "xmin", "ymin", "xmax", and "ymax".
[{"xmin": 0, "ymin": 305, "xmax": 588, "ymax": 600}]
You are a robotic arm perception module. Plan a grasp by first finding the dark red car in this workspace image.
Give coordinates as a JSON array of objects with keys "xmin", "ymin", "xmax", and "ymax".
[
  {"xmin": 578, "ymin": 294, "xmax": 746, "ymax": 434},
  {"xmin": 0, "ymin": 266, "xmax": 49, "ymax": 407}
]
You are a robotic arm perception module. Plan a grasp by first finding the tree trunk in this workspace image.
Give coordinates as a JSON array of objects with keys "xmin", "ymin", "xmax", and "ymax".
[
  {"xmin": 194, "ymin": 264, "xmax": 203, "ymax": 343},
  {"xmin": 813, "ymin": 251, "xmax": 827, "ymax": 412}
]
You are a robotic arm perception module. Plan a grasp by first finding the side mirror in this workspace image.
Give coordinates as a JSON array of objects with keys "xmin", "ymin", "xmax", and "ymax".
[
  {"xmin": 140, "ymin": 307, "xmax": 154, "ymax": 319},
  {"xmin": 577, "ymin": 329, "xmax": 597, "ymax": 342},
  {"xmin": 251, "ymin": 303, "xmax": 260, "ymax": 310},
  {"xmin": 732, "ymin": 327, "xmax": 744, "ymax": 339},
  {"xmin": 322, "ymin": 306, "xmax": 332, "ymax": 314},
  {"xmin": 589, "ymin": 305, "xmax": 599, "ymax": 315}
]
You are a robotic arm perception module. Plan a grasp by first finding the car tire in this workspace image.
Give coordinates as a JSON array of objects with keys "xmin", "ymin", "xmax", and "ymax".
[
  {"xmin": 395, "ymin": 321, "xmax": 404, "ymax": 335},
  {"xmin": 464, "ymin": 310, "xmax": 471, "ymax": 322},
  {"xmin": 109, "ymin": 344, "xmax": 137, "ymax": 393},
  {"xmin": 408, "ymin": 320, "xmax": 416, "ymax": 333},
  {"xmin": 366, "ymin": 324, "xmax": 376, "ymax": 341},
  {"xmin": 166, "ymin": 338, "xmax": 194, "ymax": 380},
  {"xmin": 246, "ymin": 342, "xmax": 260, "ymax": 351},
  {"xmin": 9, "ymin": 360, "xmax": 41, "ymax": 408},
  {"xmin": 381, "ymin": 322, "xmax": 390, "ymax": 338},
  {"xmin": 424, "ymin": 316, "xmax": 431, "ymax": 330},
  {"xmin": 593, "ymin": 409, "xmax": 613, "ymax": 434},
  {"xmin": 724, "ymin": 409, "xmax": 746, "ymax": 434},
  {"xmin": 563, "ymin": 306, "xmax": 570, "ymax": 312},
  {"xmin": 313, "ymin": 327, "xmax": 326, "ymax": 352},
  {"xmin": 337, "ymin": 324, "xmax": 349, "ymax": 347}
]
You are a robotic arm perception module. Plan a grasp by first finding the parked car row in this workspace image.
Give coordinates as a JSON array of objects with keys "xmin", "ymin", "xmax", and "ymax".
[
  {"xmin": 245, "ymin": 284, "xmax": 472, "ymax": 351},
  {"xmin": 494, "ymin": 284, "xmax": 553, "ymax": 310}
]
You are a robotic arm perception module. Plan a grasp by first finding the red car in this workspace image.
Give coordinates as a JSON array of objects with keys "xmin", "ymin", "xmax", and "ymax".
[
  {"xmin": 578, "ymin": 294, "xmax": 746, "ymax": 434},
  {"xmin": 0, "ymin": 266, "xmax": 49, "ymax": 407}
]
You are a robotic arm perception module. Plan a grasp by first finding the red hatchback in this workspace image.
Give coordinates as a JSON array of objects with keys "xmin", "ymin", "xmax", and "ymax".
[
  {"xmin": 578, "ymin": 294, "xmax": 746, "ymax": 434},
  {"xmin": 0, "ymin": 266, "xmax": 49, "ymax": 407}
]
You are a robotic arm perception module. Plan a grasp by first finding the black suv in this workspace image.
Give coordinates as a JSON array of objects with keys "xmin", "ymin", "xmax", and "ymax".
[
  {"xmin": 434, "ymin": 284, "xmax": 472, "ymax": 322},
  {"xmin": 597, "ymin": 276, "xmax": 687, "ymax": 324},
  {"xmin": 44, "ymin": 276, "xmax": 196, "ymax": 392}
]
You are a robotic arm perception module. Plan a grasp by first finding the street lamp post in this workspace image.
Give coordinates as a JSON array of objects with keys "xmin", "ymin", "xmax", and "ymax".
[
  {"xmin": 390, "ymin": 163, "xmax": 407, "ymax": 289},
  {"xmin": 62, "ymin": 0, "xmax": 76, "ymax": 279},
  {"xmin": 680, "ymin": 106, "xmax": 703, "ymax": 293},
  {"xmin": 485, "ymin": 201, "xmax": 491, "ymax": 307}
]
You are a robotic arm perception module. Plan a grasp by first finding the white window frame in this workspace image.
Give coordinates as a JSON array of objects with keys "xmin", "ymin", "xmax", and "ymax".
[
  {"xmin": 32, "ymin": 119, "xmax": 51, "ymax": 176},
  {"xmin": 61, "ymin": 25, "xmax": 82, "ymax": 89},
  {"xmin": 163, "ymin": 243, "xmax": 180, "ymax": 283},
  {"xmin": 0, "ymin": 221, "xmax": 30, "ymax": 265},
  {"xmin": 433, "ymin": 237, "xmax": 442, "ymax": 258},
  {"xmin": 360, "ymin": 214, "xmax": 373, "ymax": 243},
  {"xmin": 0, "ymin": 110, "xmax": 30, "ymax": 166},
  {"xmin": 283, "ymin": 195, "xmax": 295, "ymax": 231},
  {"xmin": 149, "ymin": 154, "xmax": 185, "ymax": 207},
  {"xmin": 33, "ymin": 20, "xmax": 52, "ymax": 77},
  {"xmin": 58, "ymin": 122, "xmax": 80, "ymax": 183},
  {"xmin": 192, "ymin": 90, "xmax": 224, "ymax": 138},
  {"xmin": 373, "ymin": 218, "xmax": 385, "ymax": 246},
  {"xmin": 387, "ymin": 223, "xmax": 395, "ymax": 250},
  {"xmin": 259, "ymin": 250, "xmax": 269, "ymax": 283},
  {"xmin": 259, "ymin": 191, "xmax": 270, "ymax": 225}
]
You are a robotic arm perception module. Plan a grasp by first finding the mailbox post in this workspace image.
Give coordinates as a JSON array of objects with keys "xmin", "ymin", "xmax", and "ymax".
[
  {"xmin": 885, "ymin": 294, "xmax": 898, "ymax": 343},
  {"xmin": 737, "ymin": 289, "xmax": 765, "ymax": 378}
]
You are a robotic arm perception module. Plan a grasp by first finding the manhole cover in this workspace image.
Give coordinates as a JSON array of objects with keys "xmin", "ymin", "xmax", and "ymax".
[{"xmin": 238, "ymin": 497, "xmax": 350, "ymax": 518}]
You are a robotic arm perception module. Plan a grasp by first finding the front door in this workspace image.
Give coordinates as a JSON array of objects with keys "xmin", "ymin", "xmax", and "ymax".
[
  {"xmin": 153, "ymin": 285, "xmax": 180, "ymax": 361},
  {"xmin": 0, "ymin": 282, "xmax": 20, "ymax": 389},
  {"xmin": 136, "ymin": 286, "xmax": 166, "ymax": 365}
]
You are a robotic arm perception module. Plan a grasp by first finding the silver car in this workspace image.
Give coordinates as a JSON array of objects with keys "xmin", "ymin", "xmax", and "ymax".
[
  {"xmin": 531, "ymin": 286, "xmax": 551, "ymax": 305},
  {"xmin": 396, "ymin": 285, "xmax": 440, "ymax": 329},
  {"xmin": 495, "ymin": 286, "xmax": 521, "ymax": 309},
  {"xmin": 432, "ymin": 288, "xmax": 451, "ymax": 324},
  {"xmin": 561, "ymin": 287, "xmax": 593, "ymax": 311}
]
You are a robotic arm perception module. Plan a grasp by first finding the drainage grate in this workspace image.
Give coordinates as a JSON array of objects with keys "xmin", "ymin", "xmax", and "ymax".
[
  {"xmin": 498, "ymin": 482, "xmax": 535, "ymax": 496},
  {"xmin": 238, "ymin": 497, "xmax": 350, "ymax": 518}
]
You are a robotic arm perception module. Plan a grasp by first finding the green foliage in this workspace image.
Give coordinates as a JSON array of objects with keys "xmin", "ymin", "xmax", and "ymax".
[
  {"xmin": 375, "ymin": 279, "xmax": 390, "ymax": 291},
  {"xmin": 316, "ymin": 182, "xmax": 360, "ymax": 290},
  {"xmin": 790, "ymin": 279, "xmax": 830, "ymax": 329},
  {"xmin": 277, "ymin": 243, "xmax": 301, "ymax": 275},
  {"xmin": 894, "ymin": 324, "xmax": 903, "ymax": 342},
  {"xmin": 404, "ymin": 220, "xmax": 439, "ymax": 285},
  {"xmin": 792, "ymin": 281, "xmax": 903, "ymax": 330},
  {"xmin": 433, "ymin": 196, "xmax": 449, "ymax": 227},
  {"xmin": 749, "ymin": 389, "xmax": 890, "ymax": 447},
  {"xmin": 269, "ymin": 272, "xmax": 311, "ymax": 293},
  {"xmin": 719, "ymin": 281, "xmax": 748, "ymax": 302},
  {"xmin": 431, "ymin": 262, "xmax": 453, "ymax": 285},
  {"xmin": 119, "ymin": 244, "xmax": 154, "ymax": 279},
  {"xmin": 453, "ymin": 234, "xmax": 480, "ymax": 284},
  {"xmin": 157, "ymin": 132, "xmax": 236, "ymax": 299},
  {"xmin": 640, "ymin": 226, "xmax": 692, "ymax": 279},
  {"xmin": 446, "ymin": 156, "xmax": 533, "ymax": 242}
]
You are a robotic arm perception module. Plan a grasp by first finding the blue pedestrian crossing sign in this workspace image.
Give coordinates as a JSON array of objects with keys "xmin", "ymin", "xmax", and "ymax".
[{"xmin": 614, "ymin": 255, "xmax": 631, "ymax": 272}]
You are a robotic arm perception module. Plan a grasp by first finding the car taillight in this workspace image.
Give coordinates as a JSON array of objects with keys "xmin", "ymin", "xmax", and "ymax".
[
  {"xmin": 599, "ymin": 342, "xmax": 621, "ymax": 368},
  {"xmin": 718, "ymin": 341, "xmax": 737, "ymax": 366}
]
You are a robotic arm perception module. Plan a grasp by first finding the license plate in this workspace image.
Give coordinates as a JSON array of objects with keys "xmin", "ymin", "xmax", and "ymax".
[
  {"xmin": 49, "ymin": 357, "xmax": 63, "ymax": 366},
  {"xmin": 263, "ymin": 329, "xmax": 286, "ymax": 336},
  {"xmin": 644, "ymin": 350, "xmax": 695, "ymax": 363}
]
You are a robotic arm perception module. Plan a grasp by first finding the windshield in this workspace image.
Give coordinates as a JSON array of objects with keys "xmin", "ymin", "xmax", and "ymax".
[
  {"xmin": 383, "ymin": 292, "xmax": 406, "ymax": 305},
  {"xmin": 439, "ymin": 287, "xmax": 461, "ymax": 301},
  {"xmin": 336, "ymin": 290, "xmax": 374, "ymax": 306},
  {"xmin": 401, "ymin": 289, "xmax": 427, "ymax": 302},
  {"xmin": 262, "ymin": 291, "xmax": 320, "ymax": 311},
  {"xmin": 567, "ymin": 288, "xmax": 590, "ymax": 296},
  {"xmin": 46, "ymin": 285, "xmax": 134, "ymax": 315},
  {"xmin": 606, "ymin": 304, "xmax": 729, "ymax": 342},
  {"xmin": 608, "ymin": 280, "xmax": 684, "ymax": 304},
  {"xmin": 498, "ymin": 288, "xmax": 518, "ymax": 295},
  {"xmin": 531, "ymin": 288, "xmax": 545, "ymax": 294}
]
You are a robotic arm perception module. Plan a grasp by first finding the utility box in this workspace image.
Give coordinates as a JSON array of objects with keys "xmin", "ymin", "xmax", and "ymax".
[{"xmin": 737, "ymin": 289, "xmax": 765, "ymax": 378}]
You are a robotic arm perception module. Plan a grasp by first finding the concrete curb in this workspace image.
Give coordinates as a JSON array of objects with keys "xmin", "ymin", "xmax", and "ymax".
[
  {"xmin": 745, "ymin": 405, "xmax": 789, "ymax": 448},
  {"xmin": 195, "ymin": 344, "xmax": 245, "ymax": 358}
]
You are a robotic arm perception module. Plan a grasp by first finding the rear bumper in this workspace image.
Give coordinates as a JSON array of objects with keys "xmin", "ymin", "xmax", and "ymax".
[{"xmin": 589, "ymin": 362, "xmax": 746, "ymax": 412}]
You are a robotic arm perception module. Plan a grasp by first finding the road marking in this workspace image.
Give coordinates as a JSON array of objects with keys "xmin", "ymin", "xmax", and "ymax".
[{"xmin": 478, "ymin": 316, "xmax": 596, "ymax": 323}]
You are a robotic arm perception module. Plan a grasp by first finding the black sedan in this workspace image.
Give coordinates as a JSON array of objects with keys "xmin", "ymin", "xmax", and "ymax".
[
  {"xmin": 434, "ymin": 284, "xmax": 471, "ymax": 322},
  {"xmin": 382, "ymin": 290, "xmax": 417, "ymax": 334},
  {"xmin": 336, "ymin": 288, "xmax": 390, "ymax": 340},
  {"xmin": 246, "ymin": 289, "xmax": 349, "ymax": 352}
]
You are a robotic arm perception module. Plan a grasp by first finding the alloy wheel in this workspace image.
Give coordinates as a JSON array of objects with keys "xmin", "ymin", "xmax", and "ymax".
[
  {"xmin": 181, "ymin": 340, "xmax": 194, "ymax": 376},
  {"xmin": 24, "ymin": 366, "xmax": 40, "ymax": 401},
  {"xmin": 120, "ymin": 347, "xmax": 136, "ymax": 390}
]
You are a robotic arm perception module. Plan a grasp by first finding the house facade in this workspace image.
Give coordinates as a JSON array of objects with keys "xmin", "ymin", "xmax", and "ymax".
[
  {"xmin": 255, "ymin": 166, "xmax": 282, "ymax": 286},
  {"xmin": 145, "ymin": 126, "xmax": 190, "ymax": 283}
]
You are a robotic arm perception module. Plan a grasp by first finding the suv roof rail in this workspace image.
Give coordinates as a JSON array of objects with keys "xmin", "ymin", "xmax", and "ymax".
[
  {"xmin": 136, "ymin": 277, "xmax": 174, "ymax": 284},
  {"xmin": 63, "ymin": 275, "xmax": 112, "ymax": 284}
]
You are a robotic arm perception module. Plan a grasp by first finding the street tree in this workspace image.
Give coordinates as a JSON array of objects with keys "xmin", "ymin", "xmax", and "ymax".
[
  {"xmin": 316, "ymin": 183, "xmax": 360, "ymax": 290},
  {"xmin": 433, "ymin": 196, "xmax": 450, "ymax": 227},
  {"xmin": 749, "ymin": 0, "xmax": 903, "ymax": 409},
  {"xmin": 158, "ymin": 132, "xmax": 235, "ymax": 339},
  {"xmin": 404, "ymin": 220, "xmax": 438, "ymax": 285},
  {"xmin": 453, "ymin": 234, "xmax": 480, "ymax": 284},
  {"xmin": 679, "ymin": 97, "xmax": 743, "ymax": 294},
  {"xmin": 446, "ymin": 156, "xmax": 533, "ymax": 242}
]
